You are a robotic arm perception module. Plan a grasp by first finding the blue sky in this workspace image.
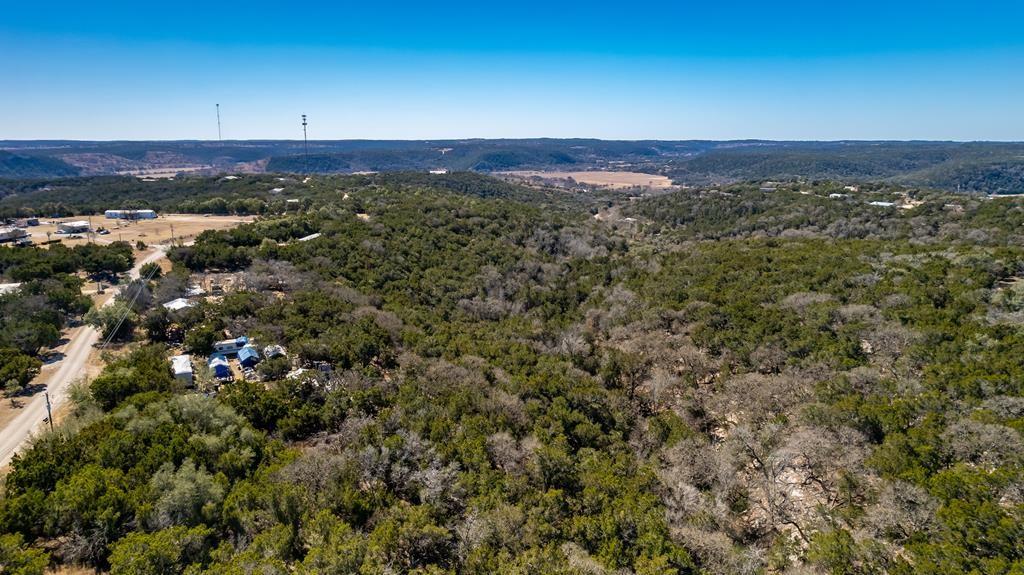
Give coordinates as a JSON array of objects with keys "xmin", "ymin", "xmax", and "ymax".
[{"xmin": 2, "ymin": 1, "xmax": 1023, "ymax": 140}]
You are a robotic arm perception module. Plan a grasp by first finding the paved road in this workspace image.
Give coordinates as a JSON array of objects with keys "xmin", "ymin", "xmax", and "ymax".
[{"xmin": 0, "ymin": 247, "xmax": 167, "ymax": 468}]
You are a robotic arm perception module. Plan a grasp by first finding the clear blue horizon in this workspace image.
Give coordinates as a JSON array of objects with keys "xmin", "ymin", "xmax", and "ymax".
[{"xmin": 2, "ymin": 1, "xmax": 1023, "ymax": 141}]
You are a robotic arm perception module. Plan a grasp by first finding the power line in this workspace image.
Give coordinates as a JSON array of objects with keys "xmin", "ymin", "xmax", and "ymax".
[{"xmin": 100, "ymin": 254, "xmax": 163, "ymax": 349}]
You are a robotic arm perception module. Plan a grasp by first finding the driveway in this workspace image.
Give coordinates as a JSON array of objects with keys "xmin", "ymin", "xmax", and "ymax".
[{"xmin": 0, "ymin": 246, "xmax": 168, "ymax": 468}]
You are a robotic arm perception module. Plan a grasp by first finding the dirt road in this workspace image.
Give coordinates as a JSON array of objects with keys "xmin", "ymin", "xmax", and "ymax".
[{"xmin": 0, "ymin": 247, "xmax": 168, "ymax": 468}]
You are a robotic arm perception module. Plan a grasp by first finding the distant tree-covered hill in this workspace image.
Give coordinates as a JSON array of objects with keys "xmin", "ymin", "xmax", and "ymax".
[
  {"xmin": 0, "ymin": 151, "xmax": 80, "ymax": 178},
  {"xmin": 0, "ymin": 172, "xmax": 551, "ymax": 218},
  {"xmin": 3, "ymin": 139, "xmax": 1024, "ymax": 193},
  {"xmin": 665, "ymin": 141, "xmax": 1024, "ymax": 193}
]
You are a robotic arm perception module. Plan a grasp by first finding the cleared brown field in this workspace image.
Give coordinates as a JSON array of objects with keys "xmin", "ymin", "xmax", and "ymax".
[
  {"xmin": 503, "ymin": 170, "xmax": 674, "ymax": 190},
  {"xmin": 28, "ymin": 214, "xmax": 255, "ymax": 247}
]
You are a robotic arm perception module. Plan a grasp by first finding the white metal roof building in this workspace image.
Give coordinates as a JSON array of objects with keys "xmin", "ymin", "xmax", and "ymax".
[
  {"xmin": 57, "ymin": 221, "xmax": 90, "ymax": 234},
  {"xmin": 171, "ymin": 354, "xmax": 193, "ymax": 385},
  {"xmin": 105, "ymin": 209, "xmax": 157, "ymax": 220}
]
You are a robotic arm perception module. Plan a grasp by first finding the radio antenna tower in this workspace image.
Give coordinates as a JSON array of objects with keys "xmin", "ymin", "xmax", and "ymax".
[
  {"xmin": 301, "ymin": 114, "xmax": 309, "ymax": 173},
  {"xmin": 216, "ymin": 104, "xmax": 222, "ymax": 141}
]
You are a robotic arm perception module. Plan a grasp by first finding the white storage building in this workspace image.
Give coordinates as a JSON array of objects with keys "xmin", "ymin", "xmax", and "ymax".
[
  {"xmin": 171, "ymin": 355, "xmax": 193, "ymax": 385},
  {"xmin": 105, "ymin": 209, "xmax": 157, "ymax": 220},
  {"xmin": 57, "ymin": 221, "xmax": 90, "ymax": 234}
]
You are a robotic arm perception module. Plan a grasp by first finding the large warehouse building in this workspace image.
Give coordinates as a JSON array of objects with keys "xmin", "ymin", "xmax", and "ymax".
[
  {"xmin": 57, "ymin": 221, "xmax": 90, "ymax": 234},
  {"xmin": 105, "ymin": 209, "xmax": 157, "ymax": 220}
]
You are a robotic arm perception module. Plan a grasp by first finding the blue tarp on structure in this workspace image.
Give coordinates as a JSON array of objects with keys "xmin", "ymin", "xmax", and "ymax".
[
  {"xmin": 238, "ymin": 345, "xmax": 261, "ymax": 368},
  {"xmin": 208, "ymin": 353, "xmax": 231, "ymax": 379}
]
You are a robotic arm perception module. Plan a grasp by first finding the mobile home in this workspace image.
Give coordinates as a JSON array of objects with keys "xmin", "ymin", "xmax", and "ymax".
[{"xmin": 213, "ymin": 336, "xmax": 249, "ymax": 355}]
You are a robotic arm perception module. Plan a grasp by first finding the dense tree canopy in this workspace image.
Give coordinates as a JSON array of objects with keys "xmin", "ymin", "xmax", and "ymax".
[{"xmin": 4, "ymin": 175, "xmax": 1024, "ymax": 573}]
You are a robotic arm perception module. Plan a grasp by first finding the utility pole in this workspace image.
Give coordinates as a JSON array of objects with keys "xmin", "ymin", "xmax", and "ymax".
[
  {"xmin": 216, "ymin": 104, "xmax": 222, "ymax": 141},
  {"xmin": 302, "ymin": 114, "xmax": 309, "ymax": 174},
  {"xmin": 44, "ymin": 392, "xmax": 53, "ymax": 433}
]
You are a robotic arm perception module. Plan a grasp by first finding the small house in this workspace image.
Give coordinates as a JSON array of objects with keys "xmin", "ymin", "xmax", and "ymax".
[
  {"xmin": 171, "ymin": 355, "xmax": 193, "ymax": 385},
  {"xmin": 213, "ymin": 336, "xmax": 249, "ymax": 355},
  {"xmin": 208, "ymin": 354, "xmax": 231, "ymax": 379}
]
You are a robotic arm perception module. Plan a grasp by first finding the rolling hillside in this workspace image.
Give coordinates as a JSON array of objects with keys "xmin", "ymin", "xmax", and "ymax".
[
  {"xmin": 0, "ymin": 150, "xmax": 80, "ymax": 179},
  {"xmin": 3, "ymin": 139, "xmax": 1024, "ymax": 194}
]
